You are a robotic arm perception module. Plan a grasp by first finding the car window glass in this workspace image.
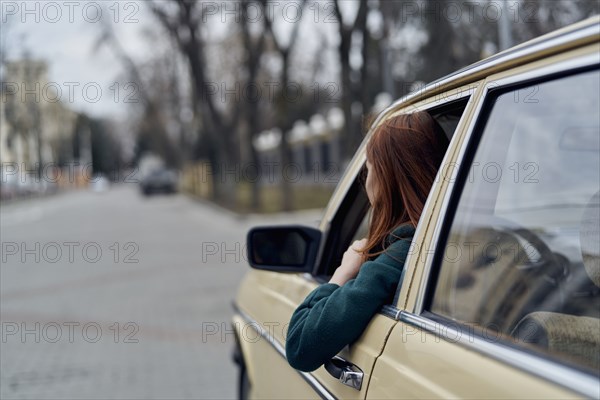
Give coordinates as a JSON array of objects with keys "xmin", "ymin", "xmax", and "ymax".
[
  {"xmin": 430, "ymin": 69, "xmax": 600, "ymax": 373},
  {"xmin": 430, "ymin": 97, "xmax": 470, "ymax": 141},
  {"xmin": 351, "ymin": 208, "xmax": 371, "ymax": 243}
]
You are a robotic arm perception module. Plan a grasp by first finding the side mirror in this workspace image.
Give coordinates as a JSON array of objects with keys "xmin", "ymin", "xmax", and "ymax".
[{"xmin": 247, "ymin": 225, "xmax": 321, "ymax": 272}]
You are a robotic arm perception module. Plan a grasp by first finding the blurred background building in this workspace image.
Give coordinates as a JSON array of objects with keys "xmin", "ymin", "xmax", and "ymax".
[{"xmin": 1, "ymin": 60, "xmax": 78, "ymax": 166}]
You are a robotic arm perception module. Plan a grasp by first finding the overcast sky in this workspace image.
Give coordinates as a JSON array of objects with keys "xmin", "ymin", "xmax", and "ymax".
[
  {"xmin": 2, "ymin": 1, "xmax": 158, "ymax": 117},
  {"xmin": 1, "ymin": 1, "xmax": 354, "ymax": 119}
]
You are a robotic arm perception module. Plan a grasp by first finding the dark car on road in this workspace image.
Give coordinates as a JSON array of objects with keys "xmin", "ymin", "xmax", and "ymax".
[{"xmin": 140, "ymin": 169, "xmax": 178, "ymax": 195}]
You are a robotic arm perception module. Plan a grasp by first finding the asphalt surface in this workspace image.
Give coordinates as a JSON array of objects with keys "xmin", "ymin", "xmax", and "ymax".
[{"xmin": 0, "ymin": 185, "xmax": 322, "ymax": 399}]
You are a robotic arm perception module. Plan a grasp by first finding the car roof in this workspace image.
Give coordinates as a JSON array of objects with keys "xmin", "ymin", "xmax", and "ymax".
[{"xmin": 386, "ymin": 15, "xmax": 600, "ymax": 110}]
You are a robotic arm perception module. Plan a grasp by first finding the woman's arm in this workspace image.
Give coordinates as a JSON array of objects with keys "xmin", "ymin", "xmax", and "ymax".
[{"xmin": 285, "ymin": 238, "xmax": 412, "ymax": 372}]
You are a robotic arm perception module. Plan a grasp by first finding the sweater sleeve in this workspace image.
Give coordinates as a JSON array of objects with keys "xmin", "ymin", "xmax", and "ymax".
[{"xmin": 285, "ymin": 237, "xmax": 412, "ymax": 372}]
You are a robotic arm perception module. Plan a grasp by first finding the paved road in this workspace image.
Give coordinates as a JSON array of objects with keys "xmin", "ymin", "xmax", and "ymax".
[{"xmin": 0, "ymin": 185, "xmax": 322, "ymax": 399}]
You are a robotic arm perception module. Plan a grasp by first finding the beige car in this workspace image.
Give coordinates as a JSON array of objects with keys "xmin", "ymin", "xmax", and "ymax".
[{"xmin": 232, "ymin": 16, "xmax": 600, "ymax": 399}]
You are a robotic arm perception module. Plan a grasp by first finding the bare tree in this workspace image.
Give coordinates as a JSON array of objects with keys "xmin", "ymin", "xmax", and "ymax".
[
  {"xmin": 332, "ymin": 0, "xmax": 368, "ymax": 158},
  {"xmin": 261, "ymin": 0, "xmax": 308, "ymax": 211},
  {"xmin": 512, "ymin": 0, "xmax": 600, "ymax": 44},
  {"xmin": 149, "ymin": 0, "xmax": 245, "ymax": 203},
  {"xmin": 95, "ymin": 19, "xmax": 179, "ymax": 168},
  {"xmin": 240, "ymin": 0, "xmax": 269, "ymax": 211}
]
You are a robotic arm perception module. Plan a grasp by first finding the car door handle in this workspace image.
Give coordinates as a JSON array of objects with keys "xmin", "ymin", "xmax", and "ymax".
[{"xmin": 324, "ymin": 356, "xmax": 364, "ymax": 390}]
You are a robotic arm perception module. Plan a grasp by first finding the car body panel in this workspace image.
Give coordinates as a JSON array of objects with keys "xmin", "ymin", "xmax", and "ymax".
[
  {"xmin": 234, "ymin": 270, "xmax": 399, "ymax": 399},
  {"xmin": 232, "ymin": 313, "xmax": 320, "ymax": 400},
  {"xmin": 367, "ymin": 319, "xmax": 581, "ymax": 399}
]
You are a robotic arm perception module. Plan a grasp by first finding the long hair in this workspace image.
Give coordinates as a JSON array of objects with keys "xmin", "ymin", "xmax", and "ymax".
[{"xmin": 362, "ymin": 111, "xmax": 449, "ymax": 259}]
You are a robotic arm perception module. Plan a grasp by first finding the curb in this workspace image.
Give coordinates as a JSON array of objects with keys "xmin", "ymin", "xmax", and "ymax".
[{"xmin": 185, "ymin": 193, "xmax": 324, "ymax": 225}]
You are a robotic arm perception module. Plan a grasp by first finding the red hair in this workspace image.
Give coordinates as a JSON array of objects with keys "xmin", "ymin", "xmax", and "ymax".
[{"xmin": 362, "ymin": 111, "xmax": 449, "ymax": 259}]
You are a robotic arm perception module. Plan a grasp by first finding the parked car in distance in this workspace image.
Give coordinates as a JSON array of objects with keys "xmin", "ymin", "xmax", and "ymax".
[
  {"xmin": 232, "ymin": 17, "xmax": 600, "ymax": 400},
  {"xmin": 140, "ymin": 169, "xmax": 178, "ymax": 196},
  {"xmin": 0, "ymin": 173, "xmax": 19, "ymax": 201},
  {"xmin": 0, "ymin": 170, "xmax": 58, "ymax": 200},
  {"xmin": 90, "ymin": 174, "xmax": 110, "ymax": 192}
]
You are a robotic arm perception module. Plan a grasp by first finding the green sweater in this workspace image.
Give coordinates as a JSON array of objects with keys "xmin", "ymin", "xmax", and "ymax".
[{"xmin": 285, "ymin": 224, "xmax": 416, "ymax": 372}]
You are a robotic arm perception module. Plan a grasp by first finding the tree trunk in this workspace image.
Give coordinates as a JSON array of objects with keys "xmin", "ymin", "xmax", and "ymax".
[
  {"xmin": 339, "ymin": 35, "xmax": 355, "ymax": 160},
  {"xmin": 279, "ymin": 53, "xmax": 293, "ymax": 212},
  {"xmin": 248, "ymin": 143, "xmax": 261, "ymax": 211}
]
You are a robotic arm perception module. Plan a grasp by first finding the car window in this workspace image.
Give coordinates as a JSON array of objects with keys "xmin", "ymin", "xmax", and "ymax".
[
  {"xmin": 336, "ymin": 99, "xmax": 472, "ymax": 307},
  {"xmin": 348, "ymin": 99, "xmax": 471, "ymax": 248},
  {"xmin": 429, "ymin": 69, "xmax": 600, "ymax": 373},
  {"xmin": 351, "ymin": 208, "xmax": 370, "ymax": 243},
  {"xmin": 430, "ymin": 98, "xmax": 470, "ymax": 141},
  {"xmin": 317, "ymin": 177, "xmax": 370, "ymax": 278}
]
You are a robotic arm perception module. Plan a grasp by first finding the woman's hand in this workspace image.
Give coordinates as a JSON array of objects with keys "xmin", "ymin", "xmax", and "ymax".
[{"xmin": 329, "ymin": 238, "xmax": 368, "ymax": 286}]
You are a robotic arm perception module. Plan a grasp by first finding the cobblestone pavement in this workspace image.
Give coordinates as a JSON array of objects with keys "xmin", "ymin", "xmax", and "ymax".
[{"xmin": 0, "ymin": 185, "xmax": 322, "ymax": 399}]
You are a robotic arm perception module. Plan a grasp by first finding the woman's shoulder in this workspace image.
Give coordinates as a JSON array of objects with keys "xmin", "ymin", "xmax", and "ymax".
[
  {"xmin": 388, "ymin": 223, "xmax": 416, "ymax": 243},
  {"xmin": 367, "ymin": 223, "xmax": 415, "ymax": 267}
]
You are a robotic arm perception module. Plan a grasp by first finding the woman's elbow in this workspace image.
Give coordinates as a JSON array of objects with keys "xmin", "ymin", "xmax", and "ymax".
[
  {"xmin": 285, "ymin": 349, "xmax": 322, "ymax": 372},
  {"xmin": 285, "ymin": 336, "xmax": 323, "ymax": 372}
]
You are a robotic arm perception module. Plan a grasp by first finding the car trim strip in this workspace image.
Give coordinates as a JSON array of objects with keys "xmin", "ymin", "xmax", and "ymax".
[
  {"xmin": 379, "ymin": 304, "xmax": 402, "ymax": 321},
  {"xmin": 399, "ymin": 311, "xmax": 600, "ymax": 399},
  {"xmin": 232, "ymin": 303, "xmax": 337, "ymax": 400}
]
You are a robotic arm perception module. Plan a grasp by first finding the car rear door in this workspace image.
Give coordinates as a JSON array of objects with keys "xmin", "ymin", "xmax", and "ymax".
[{"xmin": 367, "ymin": 44, "xmax": 600, "ymax": 399}]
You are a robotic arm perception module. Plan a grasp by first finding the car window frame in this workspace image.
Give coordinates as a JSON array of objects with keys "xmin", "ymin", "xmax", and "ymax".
[
  {"xmin": 336, "ymin": 96, "xmax": 475, "ymax": 273},
  {"xmin": 311, "ymin": 88, "xmax": 477, "ymax": 292},
  {"xmin": 373, "ymin": 87, "xmax": 478, "ymax": 314},
  {"xmin": 388, "ymin": 95, "xmax": 475, "ymax": 307},
  {"xmin": 404, "ymin": 52, "xmax": 600, "ymax": 397},
  {"xmin": 313, "ymin": 176, "xmax": 370, "ymax": 280}
]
